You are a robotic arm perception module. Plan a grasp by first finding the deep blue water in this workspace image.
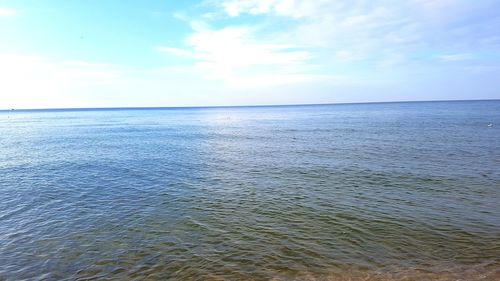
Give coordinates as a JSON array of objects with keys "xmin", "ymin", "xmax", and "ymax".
[{"xmin": 0, "ymin": 101, "xmax": 499, "ymax": 280}]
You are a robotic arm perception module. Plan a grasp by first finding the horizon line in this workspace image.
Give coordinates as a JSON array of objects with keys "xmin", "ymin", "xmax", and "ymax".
[{"xmin": 1, "ymin": 98, "xmax": 499, "ymax": 112}]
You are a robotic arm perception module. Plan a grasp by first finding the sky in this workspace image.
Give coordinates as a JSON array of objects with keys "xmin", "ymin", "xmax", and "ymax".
[{"xmin": 0, "ymin": 0, "xmax": 499, "ymax": 109}]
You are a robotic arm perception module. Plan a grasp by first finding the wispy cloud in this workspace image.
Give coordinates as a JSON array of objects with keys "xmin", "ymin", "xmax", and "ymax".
[
  {"xmin": 213, "ymin": 0, "xmax": 500, "ymax": 61},
  {"xmin": 157, "ymin": 23, "xmax": 324, "ymax": 87},
  {"xmin": 0, "ymin": 7, "xmax": 17, "ymax": 17},
  {"xmin": 438, "ymin": 53, "xmax": 473, "ymax": 62},
  {"xmin": 0, "ymin": 54, "xmax": 125, "ymax": 108},
  {"xmin": 0, "ymin": 53, "xmax": 230, "ymax": 109},
  {"xmin": 63, "ymin": 60, "xmax": 111, "ymax": 68},
  {"xmin": 219, "ymin": 0, "xmax": 329, "ymax": 18},
  {"xmin": 161, "ymin": 0, "xmax": 500, "ymax": 89},
  {"xmin": 156, "ymin": 47, "xmax": 195, "ymax": 58}
]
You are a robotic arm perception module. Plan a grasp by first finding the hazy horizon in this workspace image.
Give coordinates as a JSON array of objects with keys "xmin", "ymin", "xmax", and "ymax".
[
  {"xmin": 1, "ymin": 98, "xmax": 499, "ymax": 111},
  {"xmin": 1, "ymin": 0, "xmax": 500, "ymax": 109}
]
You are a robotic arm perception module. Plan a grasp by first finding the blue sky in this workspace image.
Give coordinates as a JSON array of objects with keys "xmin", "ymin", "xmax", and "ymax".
[{"xmin": 0, "ymin": 0, "xmax": 499, "ymax": 109}]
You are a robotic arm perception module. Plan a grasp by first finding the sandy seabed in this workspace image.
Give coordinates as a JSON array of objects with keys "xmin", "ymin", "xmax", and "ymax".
[{"xmin": 268, "ymin": 264, "xmax": 500, "ymax": 281}]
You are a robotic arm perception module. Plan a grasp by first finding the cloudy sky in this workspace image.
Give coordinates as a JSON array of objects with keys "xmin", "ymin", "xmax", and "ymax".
[{"xmin": 0, "ymin": 0, "xmax": 499, "ymax": 109}]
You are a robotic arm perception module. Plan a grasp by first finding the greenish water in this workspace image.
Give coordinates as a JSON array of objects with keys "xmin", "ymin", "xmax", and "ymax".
[{"xmin": 0, "ymin": 101, "xmax": 499, "ymax": 280}]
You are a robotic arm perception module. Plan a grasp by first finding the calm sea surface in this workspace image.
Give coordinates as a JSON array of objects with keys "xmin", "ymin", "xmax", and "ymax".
[{"xmin": 0, "ymin": 101, "xmax": 499, "ymax": 280}]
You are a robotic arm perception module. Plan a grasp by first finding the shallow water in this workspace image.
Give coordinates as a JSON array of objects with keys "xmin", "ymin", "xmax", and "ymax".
[{"xmin": 0, "ymin": 101, "xmax": 499, "ymax": 280}]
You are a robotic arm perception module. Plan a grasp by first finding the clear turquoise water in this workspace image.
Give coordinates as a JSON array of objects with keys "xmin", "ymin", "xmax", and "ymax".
[{"xmin": 0, "ymin": 101, "xmax": 499, "ymax": 280}]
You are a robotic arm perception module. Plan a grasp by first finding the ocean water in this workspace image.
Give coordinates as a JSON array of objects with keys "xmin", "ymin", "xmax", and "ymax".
[{"xmin": 0, "ymin": 100, "xmax": 499, "ymax": 280}]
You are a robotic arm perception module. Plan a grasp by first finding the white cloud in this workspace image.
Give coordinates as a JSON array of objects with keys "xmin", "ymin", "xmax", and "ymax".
[
  {"xmin": 156, "ymin": 47, "xmax": 195, "ymax": 58},
  {"xmin": 0, "ymin": 7, "xmax": 16, "ymax": 17},
  {"xmin": 0, "ymin": 54, "xmax": 125, "ymax": 109},
  {"xmin": 186, "ymin": 27, "xmax": 310, "ymax": 69},
  {"xmin": 215, "ymin": 0, "xmax": 500, "ymax": 57},
  {"xmin": 157, "ymin": 24, "xmax": 326, "ymax": 87},
  {"xmin": 439, "ymin": 53, "xmax": 472, "ymax": 62},
  {"xmin": 220, "ymin": 0, "xmax": 330, "ymax": 18},
  {"xmin": 0, "ymin": 53, "xmax": 234, "ymax": 109},
  {"xmin": 63, "ymin": 60, "xmax": 111, "ymax": 68},
  {"xmin": 159, "ymin": 0, "xmax": 500, "ymax": 91},
  {"xmin": 158, "ymin": 0, "xmax": 500, "ymax": 101}
]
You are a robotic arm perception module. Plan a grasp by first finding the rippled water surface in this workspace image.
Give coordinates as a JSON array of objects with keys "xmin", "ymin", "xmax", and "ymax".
[{"xmin": 1, "ymin": 101, "xmax": 499, "ymax": 280}]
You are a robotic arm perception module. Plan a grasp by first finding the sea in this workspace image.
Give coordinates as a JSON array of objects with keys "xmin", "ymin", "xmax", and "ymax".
[{"xmin": 0, "ymin": 100, "xmax": 499, "ymax": 280}]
